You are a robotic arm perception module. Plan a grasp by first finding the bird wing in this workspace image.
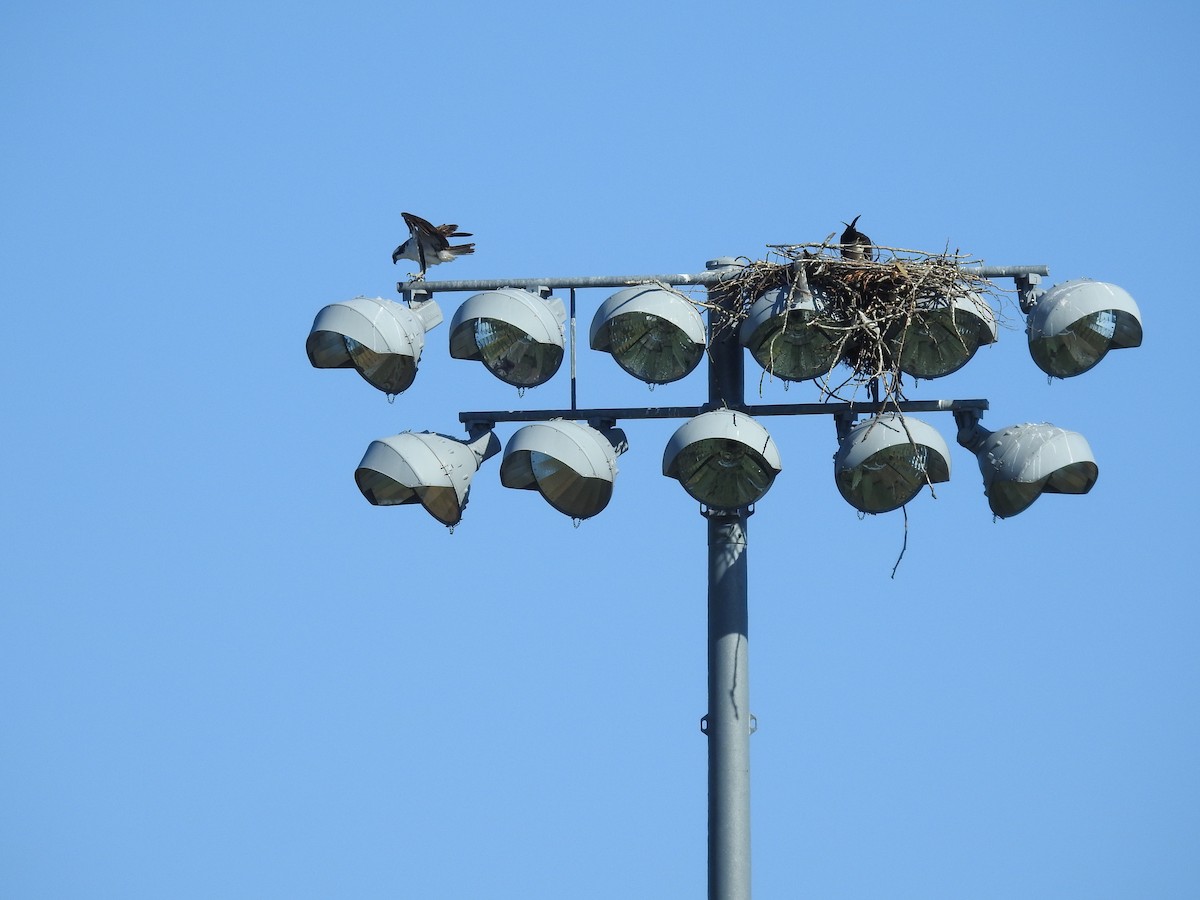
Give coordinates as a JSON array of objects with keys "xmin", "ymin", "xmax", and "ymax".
[
  {"xmin": 401, "ymin": 211, "xmax": 440, "ymax": 237},
  {"xmin": 400, "ymin": 212, "xmax": 434, "ymax": 274},
  {"xmin": 402, "ymin": 211, "xmax": 447, "ymax": 246}
]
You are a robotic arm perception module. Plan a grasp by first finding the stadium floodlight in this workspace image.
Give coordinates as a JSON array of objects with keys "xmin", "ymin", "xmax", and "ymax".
[
  {"xmin": 306, "ymin": 296, "xmax": 443, "ymax": 395},
  {"xmin": 312, "ymin": 248, "xmax": 1132, "ymax": 900},
  {"xmin": 1024, "ymin": 279, "xmax": 1142, "ymax": 378},
  {"xmin": 663, "ymin": 409, "xmax": 782, "ymax": 509},
  {"xmin": 955, "ymin": 412, "xmax": 1098, "ymax": 518},
  {"xmin": 833, "ymin": 413, "xmax": 951, "ymax": 513},
  {"xmin": 499, "ymin": 419, "xmax": 629, "ymax": 519},
  {"xmin": 449, "ymin": 288, "xmax": 566, "ymax": 388},
  {"xmin": 893, "ymin": 292, "xmax": 997, "ymax": 379},
  {"xmin": 739, "ymin": 281, "xmax": 840, "ymax": 382},
  {"xmin": 354, "ymin": 430, "xmax": 500, "ymax": 526},
  {"xmin": 590, "ymin": 285, "xmax": 706, "ymax": 384}
]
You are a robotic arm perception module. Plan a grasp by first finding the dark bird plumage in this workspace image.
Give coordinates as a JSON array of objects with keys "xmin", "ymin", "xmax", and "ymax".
[
  {"xmin": 840, "ymin": 215, "xmax": 874, "ymax": 261},
  {"xmin": 392, "ymin": 212, "xmax": 475, "ymax": 278}
]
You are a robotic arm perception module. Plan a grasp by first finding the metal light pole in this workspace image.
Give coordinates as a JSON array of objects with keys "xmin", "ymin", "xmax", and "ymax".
[
  {"xmin": 702, "ymin": 260, "xmax": 753, "ymax": 899},
  {"xmin": 366, "ymin": 259, "xmax": 1054, "ymax": 900},
  {"xmin": 706, "ymin": 508, "xmax": 751, "ymax": 897}
]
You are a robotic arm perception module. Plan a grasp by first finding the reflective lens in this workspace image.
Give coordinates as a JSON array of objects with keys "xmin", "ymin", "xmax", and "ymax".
[
  {"xmin": 345, "ymin": 336, "xmax": 416, "ymax": 394},
  {"xmin": 1029, "ymin": 310, "xmax": 1116, "ymax": 378},
  {"xmin": 528, "ymin": 450, "xmax": 611, "ymax": 517},
  {"xmin": 673, "ymin": 439, "xmax": 776, "ymax": 508},
  {"xmin": 898, "ymin": 312, "xmax": 985, "ymax": 379},
  {"xmin": 474, "ymin": 319, "xmax": 564, "ymax": 387},
  {"xmin": 752, "ymin": 312, "xmax": 839, "ymax": 381},
  {"xmin": 836, "ymin": 443, "xmax": 943, "ymax": 513},
  {"xmin": 608, "ymin": 314, "xmax": 703, "ymax": 384}
]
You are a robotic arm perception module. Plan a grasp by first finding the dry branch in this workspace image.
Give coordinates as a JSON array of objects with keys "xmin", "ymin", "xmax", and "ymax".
[{"xmin": 702, "ymin": 242, "xmax": 1004, "ymax": 405}]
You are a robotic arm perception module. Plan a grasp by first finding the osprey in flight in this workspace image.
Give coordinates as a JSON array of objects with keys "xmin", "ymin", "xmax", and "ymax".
[
  {"xmin": 392, "ymin": 212, "xmax": 475, "ymax": 278},
  {"xmin": 840, "ymin": 215, "xmax": 875, "ymax": 261}
]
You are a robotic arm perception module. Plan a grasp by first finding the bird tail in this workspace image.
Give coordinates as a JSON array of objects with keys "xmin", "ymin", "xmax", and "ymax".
[{"xmin": 448, "ymin": 243, "xmax": 475, "ymax": 257}]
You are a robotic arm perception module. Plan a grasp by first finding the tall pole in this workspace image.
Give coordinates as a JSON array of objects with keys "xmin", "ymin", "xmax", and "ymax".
[
  {"xmin": 707, "ymin": 511, "xmax": 751, "ymax": 898},
  {"xmin": 413, "ymin": 261, "xmax": 1039, "ymax": 897},
  {"xmin": 704, "ymin": 260, "xmax": 751, "ymax": 899}
]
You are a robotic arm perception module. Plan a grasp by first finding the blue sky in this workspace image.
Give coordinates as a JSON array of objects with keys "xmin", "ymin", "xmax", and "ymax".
[{"xmin": 2, "ymin": 1, "xmax": 1197, "ymax": 897}]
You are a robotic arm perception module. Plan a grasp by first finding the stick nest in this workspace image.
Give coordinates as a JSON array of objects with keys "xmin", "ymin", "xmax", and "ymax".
[{"xmin": 697, "ymin": 242, "xmax": 1004, "ymax": 404}]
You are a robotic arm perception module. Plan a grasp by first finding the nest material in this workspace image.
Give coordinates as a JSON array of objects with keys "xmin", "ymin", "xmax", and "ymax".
[{"xmin": 700, "ymin": 242, "xmax": 1003, "ymax": 403}]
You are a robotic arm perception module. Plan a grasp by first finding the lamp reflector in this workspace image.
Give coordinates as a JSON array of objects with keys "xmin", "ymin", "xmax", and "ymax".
[
  {"xmin": 449, "ymin": 289, "xmax": 566, "ymax": 387},
  {"xmin": 833, "ymin": 414, "xmax": 951, "ymax": 513},
  {"xmin": 894, "ymin": 292, "xmax": 997, "ymax": 379},
  {"xmin": 1026, "ymin": 279, "xmax": 1142, "ymax": 378},
  {"xmin": 500, "ymin": 420, "xmax": 628, "ymax": 519},
  {"xmin": 739, "ymin": 284, "xmax": 839, "ymax": 381},
  {"xmin": 354, "ymin": 430, "xmax": 500, "ymax": 526},
  {"xmin": 663, "ymin": 410, "xmax": 782, "ymax": 509},
  {"xmin": 590, "ymin": 286, "xmax": 706, "ymax": 384},
  {"xmin": 306, "ymin": 296, "xmax": 443, "ymax": 395},
  {"xmin": 960, "ymin": 421, "xmax": 1098, "ymax": 518}
]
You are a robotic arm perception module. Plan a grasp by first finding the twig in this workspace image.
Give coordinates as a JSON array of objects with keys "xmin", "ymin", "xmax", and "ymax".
[{"xmin": 891, "ymin": 505, "xmax": 909, "ymax": 579}]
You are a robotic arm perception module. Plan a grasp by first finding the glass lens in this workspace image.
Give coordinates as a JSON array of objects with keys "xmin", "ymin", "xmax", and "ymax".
[
  {"xmin": 836, "ymin": 445, "xmax": 928, "ymax": 513},
  {"xmin": 1044, "ymin": 461, "xmax": 1099, "ymax": 495},
  {"xmin": 753, "ymin": 312, "xmax": 839, "ymax": 381},
  {"xmin": 1029, "ymin": 310, "xmax": 1116, "ymax": 378},
  {"xmin": 355, "ymin": 468, "xmax": 417, "ymax": 506},
  {"xmin": 415, "ymin": 486, "xmax": 465, "ymax": 525},
  {"xmin": 898, "ymin": 311, "xmax": 982, "ymax": 379},
  {"xmin": 475, "ymin": 319, "xmax": 562, "ymax": 387},
  {"xmin": 674, "ymin": 439, "xmax": 775, "ymax": 508},
  {"xmin": 987, "ymin": 480, "xmax": 1044, "ymax": 519},
  {"xmin": 608, "ymin": 314, "xmax": 702, "ymax": 384},
  {"xmin": 345, "ymin": 336, "xmax": 416, "ymax": 394},
  {"xmin": 529, "ymin": 450, "xmax": 611, "ymax": 519}
]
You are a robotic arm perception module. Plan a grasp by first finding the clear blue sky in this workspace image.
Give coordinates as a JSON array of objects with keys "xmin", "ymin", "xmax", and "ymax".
[{"xmin": 3, "ymin": 1, "xmax": 1197, "ymax": 897}]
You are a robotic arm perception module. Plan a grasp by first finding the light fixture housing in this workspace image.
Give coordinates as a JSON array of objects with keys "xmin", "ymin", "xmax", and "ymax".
[
  {"xmin": 354, "ymin": 430, "xmax": 500, "ymax": 526},
  {"xmin": 663, "ymin": 409, "xmax": 782, "ymax": 509},
  {"xmin": 893, "ymin": 292, "xmax": 997, "ymax": 379},
  {"xmin": 1026, "ymin": 279, "xmax": 1142, "ymax": 378},
  {"xmin": 306, "ymin": 296, "xmax": 443, "ymax": 396},
  {"xmin": 590, "ymin": 285, "xmax": 706, "ymax": 384},
  {"xmin": 739, "ymin": 283, "xmax": 840, "ymax": 382},
  {"xmin": 500, "ymin": 419, "xmax": 628, "ymax": 519},
  {"xmin": 449, "ymin": 289, "xmax": 566, "ymax": 388},
  {"xmin": 956, "ymin": 419, "xmax": 1098, "ymax": 518},
  {"xmin": 833, "ymin": 413, "xmax": 951, "ymax": 513}
]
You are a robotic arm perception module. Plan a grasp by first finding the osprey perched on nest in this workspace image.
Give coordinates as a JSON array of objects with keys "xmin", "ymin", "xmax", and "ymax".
[
  {"xmin": 840, "ymin": 215, "xmax": 875, "ymax": 261},
  {"xmin": 392, "ymin": 212, "xmax": 475, "ymax": 278}
]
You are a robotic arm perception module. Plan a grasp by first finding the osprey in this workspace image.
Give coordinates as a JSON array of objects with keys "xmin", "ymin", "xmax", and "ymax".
[
  {"xmin": 840, "ymin": 215, "xmax": 875, "ymax": 261},
  {"xmin": 392, "ymin": 212, "xmax": 475, "ymax": 278}
]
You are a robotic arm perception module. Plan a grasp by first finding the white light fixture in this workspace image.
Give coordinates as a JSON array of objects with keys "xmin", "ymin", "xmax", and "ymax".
[
  {"xmin": 833, "ymin": 413, "xmax": 951, "ymax": 513},
  {"xmin": 739, "ymin": 283, "xmax": 839, "ymax": 382},
  {"xmin": 956, "ymin": 418, "xmax": 1098, "ymax": 518},
  {"xmin": 1025, "ymin": 279, "xmax": 1142, "ymax": 378},
  {"xmin": 663, "ymin": 409, "xmax": 782, "ymax": 509},
  {"xmin": 590, "ymin": 285, "xmax": 706, "ymax": 384},
  {"xmin": 449, "ymin": 289, "xmax": 566, "ymax": 388},
  {"xmin": 893, "ymin": 292, "xmax": 997, "ymax": 379},
  {"xmin": 354, "ymin": 430, "xmax": 500, "ymax": 526},
  {"xmin": 306, "ymin": 296, "xmax": 443, "ymax": 396},
  {"xmin": 500, "ymin": 419, "xmax": 628, "ymax": 519}
]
